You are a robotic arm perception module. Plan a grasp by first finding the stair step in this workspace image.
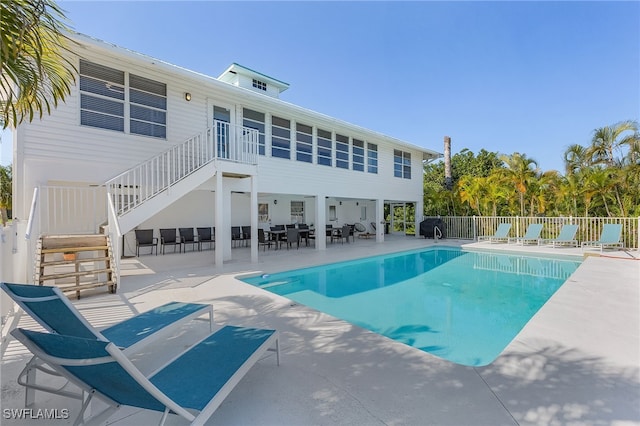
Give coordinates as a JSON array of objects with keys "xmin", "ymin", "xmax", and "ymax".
[
  {"xmin": 39, "ymin": 268, "xmax": 113, "ymax": 281},
  {"xmin": 36, "ymin": 234, "xmax": 117, "ymax": 299},
  {"xmin": 55, "ymin": 281, "xmax": 117, "ymax": 298},
  {"xmin": 41, "ymin": 246, "xmax": 109, "ymax": 254},
  {"xmin": 40, "ymin": 256, "xmax": 111, "ymax": 267}
]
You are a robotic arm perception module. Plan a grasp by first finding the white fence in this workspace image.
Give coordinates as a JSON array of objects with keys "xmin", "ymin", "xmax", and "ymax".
[{"xmin": 424, "ymin": 216, "xmax": 639, "ymax": 249}]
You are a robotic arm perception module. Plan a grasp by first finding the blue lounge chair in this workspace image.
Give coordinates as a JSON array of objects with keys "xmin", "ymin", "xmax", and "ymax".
[
  {"xmin": 540, "ymin": 224, "xmax": 579, "ymax": 248},
  {"xmin": 581, "ymin": 224, "xmax": 624, "ymax": 252},
  {"xmin": 477, "ymin": 223, "xmax": 512, "ymax": 243},
  {"xmin": 508, "ymin": 223, "xmax": 543, "ymax": 245},
  {"xmin": 12, "ymin": 326, "xmax": 279, "ymax": 426},
  {"xmin": 1, "ymin": 282, "xmax": 213, "ymax": 405}
]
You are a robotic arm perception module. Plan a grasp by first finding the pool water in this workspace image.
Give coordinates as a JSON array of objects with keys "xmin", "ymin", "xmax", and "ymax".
[{"xmin": 241, "ymin": 247, "xmax": 581, "ymax": 366}]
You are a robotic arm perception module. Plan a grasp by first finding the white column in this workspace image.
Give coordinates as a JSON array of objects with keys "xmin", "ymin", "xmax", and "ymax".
[
  {"xmin": 250, "ymin": 175, "xmax": 258, "ymax": 262},
  {"xmin": 376, "ymin": 198, "xmax": 385, "ymax": 242},
  {"xmin": 316, "ymin": 195, "xmax": 326, "ymax": 251},
  {"xmin": 415, "ymin": 199, "xmax": 423, "ymax": 239},
  {"xmin": 214, "ymin": 172, "xmax": 224, "ymax": 267}
]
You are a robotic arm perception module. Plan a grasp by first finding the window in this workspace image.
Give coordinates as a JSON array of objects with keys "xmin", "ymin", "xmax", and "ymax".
[
  {"xmin": 296, "ymin": 122, "xmax": 313, "ymax": 163},
  {"xmin": 79, "ymin": 60, "xmax": 166, "ymax": 139},
  {"xmin": 367, "ymin": 143, "xmax": 378, "ymax": 174},
  {"xmin": 316, "ymin": 128, "xmax": 332, "ymax": 166},
  {"xmin": 394, "ymin": 149, "xmax": 411, "ymax": 179},
  {"xmin": 79, "ymin": 60, "xmax": 125, "ymax": 132},
  {"xmin": 271, "ymin": 116, "xmax": 291, "ymax": 159},
  {"xmin": 291, "ymin": 201, "xmax": 304, "ymax": 223},
  {"xmin": 252, "ymin": 79, "xmax": 267, "ymax": 91},
  {"xmin": 329, "ymin": 205, "xmax": 337, "ymax": 221},
  {"xmin": 335, "ymin": 134, "xmax": 349, "ymax": 169},
  {"xmin": 243, "ymin": 108, "xmax": 266, "ymax": 155},
  {"xmin": 258, "ymin": 203, "xmax": 269, "ymax": 222},
  {"xmin": 129, "ymin": 74, "xmax": 167, "ymax": 138},
  {"xmin": 352, "ymin": 138, "xmax": 364, "ymax": 172}
]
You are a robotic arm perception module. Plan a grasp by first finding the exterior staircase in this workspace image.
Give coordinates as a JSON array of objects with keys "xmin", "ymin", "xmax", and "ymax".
[{"xmin": 35, "ymin": 234, "xmax": 117, "ymax": 299}]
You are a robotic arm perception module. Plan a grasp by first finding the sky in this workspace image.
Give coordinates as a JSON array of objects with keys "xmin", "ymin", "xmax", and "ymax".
[{"xmin": 2, "ymin": 1, "xmax": 639, "ymax": 173}]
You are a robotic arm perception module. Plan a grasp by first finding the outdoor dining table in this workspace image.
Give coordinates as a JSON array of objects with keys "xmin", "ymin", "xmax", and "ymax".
[
  {"xmin": 265, "ymin": 229, "xmax": 286, "ymax": 249},
  {"xmin": 298, "ymin": 229, "xmax": 311, "ymax": 246}
]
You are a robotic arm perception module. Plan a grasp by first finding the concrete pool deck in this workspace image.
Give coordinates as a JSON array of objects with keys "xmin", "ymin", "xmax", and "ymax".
[{"xmin": 1, "ymin": 237, "xmax": 639, "ymax": 425}]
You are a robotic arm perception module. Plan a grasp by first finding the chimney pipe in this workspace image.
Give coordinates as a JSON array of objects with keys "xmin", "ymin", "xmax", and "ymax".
[{"xmin": 444, "ymin": 136, "xmax": 452, "ymax": 190}]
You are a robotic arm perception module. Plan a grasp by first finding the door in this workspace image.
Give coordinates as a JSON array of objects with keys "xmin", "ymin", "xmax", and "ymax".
[
  {"xmin": 210, "ymin": 103, "xmax": 233, "ymax": 159},
  {"xmin": 390, "ymin": 203, "xmax": 416, "ymax": 235}
]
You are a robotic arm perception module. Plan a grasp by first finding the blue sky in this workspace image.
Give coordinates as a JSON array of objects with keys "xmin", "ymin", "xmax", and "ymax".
[{"xmin": 2, "ymin": 1, "xmax": 639, "ymax": 173}]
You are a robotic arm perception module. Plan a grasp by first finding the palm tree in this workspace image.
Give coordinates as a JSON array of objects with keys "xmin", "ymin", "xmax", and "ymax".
[
  {"xmin": 1, "ymin": 0, "xmax": 77, "ymax": 129},
  {"xmin": 588, "ymin": 120, "xmax": 638, "ymax": 167},
  {"xmin": 499, "ymin": 153, "xmax": 539, "ymax": 216},
  {"xmin": 457, "ymin": 175, "xmax": 484, "ymax": 215},
  {"xmin": 563, "ymin": 144, "xmax": 590, "ymax": 175}
]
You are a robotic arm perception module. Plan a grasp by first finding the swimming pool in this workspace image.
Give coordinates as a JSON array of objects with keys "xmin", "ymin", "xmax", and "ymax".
[{"xmin": 241, "ymin": 246, "xmax": 582, "ymax": 366}]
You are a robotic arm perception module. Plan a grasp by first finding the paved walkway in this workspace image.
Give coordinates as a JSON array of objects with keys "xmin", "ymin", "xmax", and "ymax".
[{"xmin": 1, "ymin": 237, "xmax": 638, "ymax": 425}]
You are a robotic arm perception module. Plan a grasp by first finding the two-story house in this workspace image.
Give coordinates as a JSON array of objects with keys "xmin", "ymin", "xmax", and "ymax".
[{"xmin": 6, "ymin": 32, "xmax": 441, "ymax": 287}]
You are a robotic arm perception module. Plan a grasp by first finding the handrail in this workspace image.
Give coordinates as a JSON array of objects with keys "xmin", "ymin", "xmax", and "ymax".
[
  {"xmin": 106, "ymin": 193, "xmax": 121, "ymax": 286},
  {"xmin": 25, "ymin": 187, "xmax": 39, "ymax": 240},
  {"xmin": 434, "ymin": 225, "xmax": 442, "ymax": 242},
  {"xmin": 106, "ymin": 122, "xmax": 258, "ymax": 217}
]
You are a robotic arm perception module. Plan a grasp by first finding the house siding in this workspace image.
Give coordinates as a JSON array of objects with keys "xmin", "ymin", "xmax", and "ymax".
[{"xmin": 13, "ymin": 32, "xmax": 438, "ymax": 251}]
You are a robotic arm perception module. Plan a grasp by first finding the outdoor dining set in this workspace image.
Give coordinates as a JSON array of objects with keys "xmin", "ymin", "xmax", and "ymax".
[
  {"xmin": 261, "ymin": 224, "xmax": 355, "ymax": 251},
  {"xmin": 134, "ymin": 223, "xmax": 366, "ymax": 255}
]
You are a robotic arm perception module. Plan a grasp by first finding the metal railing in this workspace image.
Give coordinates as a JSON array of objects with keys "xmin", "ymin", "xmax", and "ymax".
[
  {"xmin": 424, "ymin": 216, "xmax": 640, "ymax": 249},
  {"xmin": 106, "ymin": 121, "xmax": 258, "ymax": 217}
]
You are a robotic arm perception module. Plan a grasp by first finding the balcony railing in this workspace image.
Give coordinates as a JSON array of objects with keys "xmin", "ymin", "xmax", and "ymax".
[{"xmin": 106, "ymin": 121, "xmax": 258, "ymax": 216}]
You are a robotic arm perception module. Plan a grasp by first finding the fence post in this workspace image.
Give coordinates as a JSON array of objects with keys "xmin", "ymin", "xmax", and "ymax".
[{"xmin": 473, "ymin": 215, "xmax": 477, "ymax": 241}]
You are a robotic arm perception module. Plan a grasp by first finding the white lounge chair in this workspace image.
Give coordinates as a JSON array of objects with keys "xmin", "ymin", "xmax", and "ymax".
[
  {"xmin": 1, "ymin": 282, "xmax": 213, "ymax": 405},
  {"xmin": 12, "ymin": 326, "xmax": 279, "ymax": 426},
  {"xmin": 539, "ymin": 224, "xmax": 579, "ymax": 248},
  {"xmin": 508, "ymin": 223, "xmax": 543, "ymax": 245},
  {"xmin": 581, "ymin": 224, "xmax": 624, "ymax": 252},
  {"xmin": 478, "ymin": 223, "xmax": 512, "ymax": 243}
]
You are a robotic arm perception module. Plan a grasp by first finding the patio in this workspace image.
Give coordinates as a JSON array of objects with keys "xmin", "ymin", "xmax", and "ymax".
[{"xmin": 1, "ymin": 236, "xmax": 639, "ymax": 425}]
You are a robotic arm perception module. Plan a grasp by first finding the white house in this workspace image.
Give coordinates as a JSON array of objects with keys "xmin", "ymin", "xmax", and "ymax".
[{"xmin": 6, "ymin": 32, "xmax": 441, "ymax": 285}]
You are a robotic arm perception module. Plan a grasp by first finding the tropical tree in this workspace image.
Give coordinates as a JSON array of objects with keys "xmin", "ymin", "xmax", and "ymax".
[
  {"xmin": 1, "ymin": 0, "xmax": 76, "ymax": 129},
  {"xmin": 457, "ymin": 175, "xmax": 485, "ymax": 215},
  {"xmin": 0, "ymin": 164, "xmax": 11, "ymax": 224},
  {"xmin": 563, "ymin": 144, "xmax": 589, "ymax": 176},
  {"xmin": 499, "ymin": 152, "xmax": 539, "ymax": 216},
  {"xmin": 588, "ymin": 120, "xmax": 638, "ymax": 167}
]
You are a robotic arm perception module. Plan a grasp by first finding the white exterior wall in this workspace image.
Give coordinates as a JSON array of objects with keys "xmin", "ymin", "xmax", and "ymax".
[{"xmin": 10, "ymin": 32, "xmax": 439, "ymax": 272}]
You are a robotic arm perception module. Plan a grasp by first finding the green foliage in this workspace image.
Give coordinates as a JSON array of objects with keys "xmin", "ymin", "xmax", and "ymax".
[
  {"xmin": 1, "ymin": 0, "xmax": 77, "ymax": 129},
  {"xmin": 0, "ymin": 164, "xmax": 11, "ymax": 224},
  {"xmin": 423, "ymin": 120, "xmax": 640, "ymax": 218}
]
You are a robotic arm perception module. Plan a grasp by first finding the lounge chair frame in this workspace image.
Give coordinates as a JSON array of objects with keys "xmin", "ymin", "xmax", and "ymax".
[
  {"xmin": 581, "ymin": 223, "xmax": 624, "ymax": 252},
  {"xmin": 478, "ymin": 223, "xmax": 512, "ymax": 244},
  {"xmin": 508, "ymin": 223, "xmax": 543, "ymax": 245},
  {"xmin": 1, "ymin": 282, "xmax": 213, "ymax": 407},
  {"xmin": 12, "ymin": 326, "xmax": 279, "ymax": 426},
  {"xmin": 539, "ymin": 224, "xmax": 579, "ymax": 248}
]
